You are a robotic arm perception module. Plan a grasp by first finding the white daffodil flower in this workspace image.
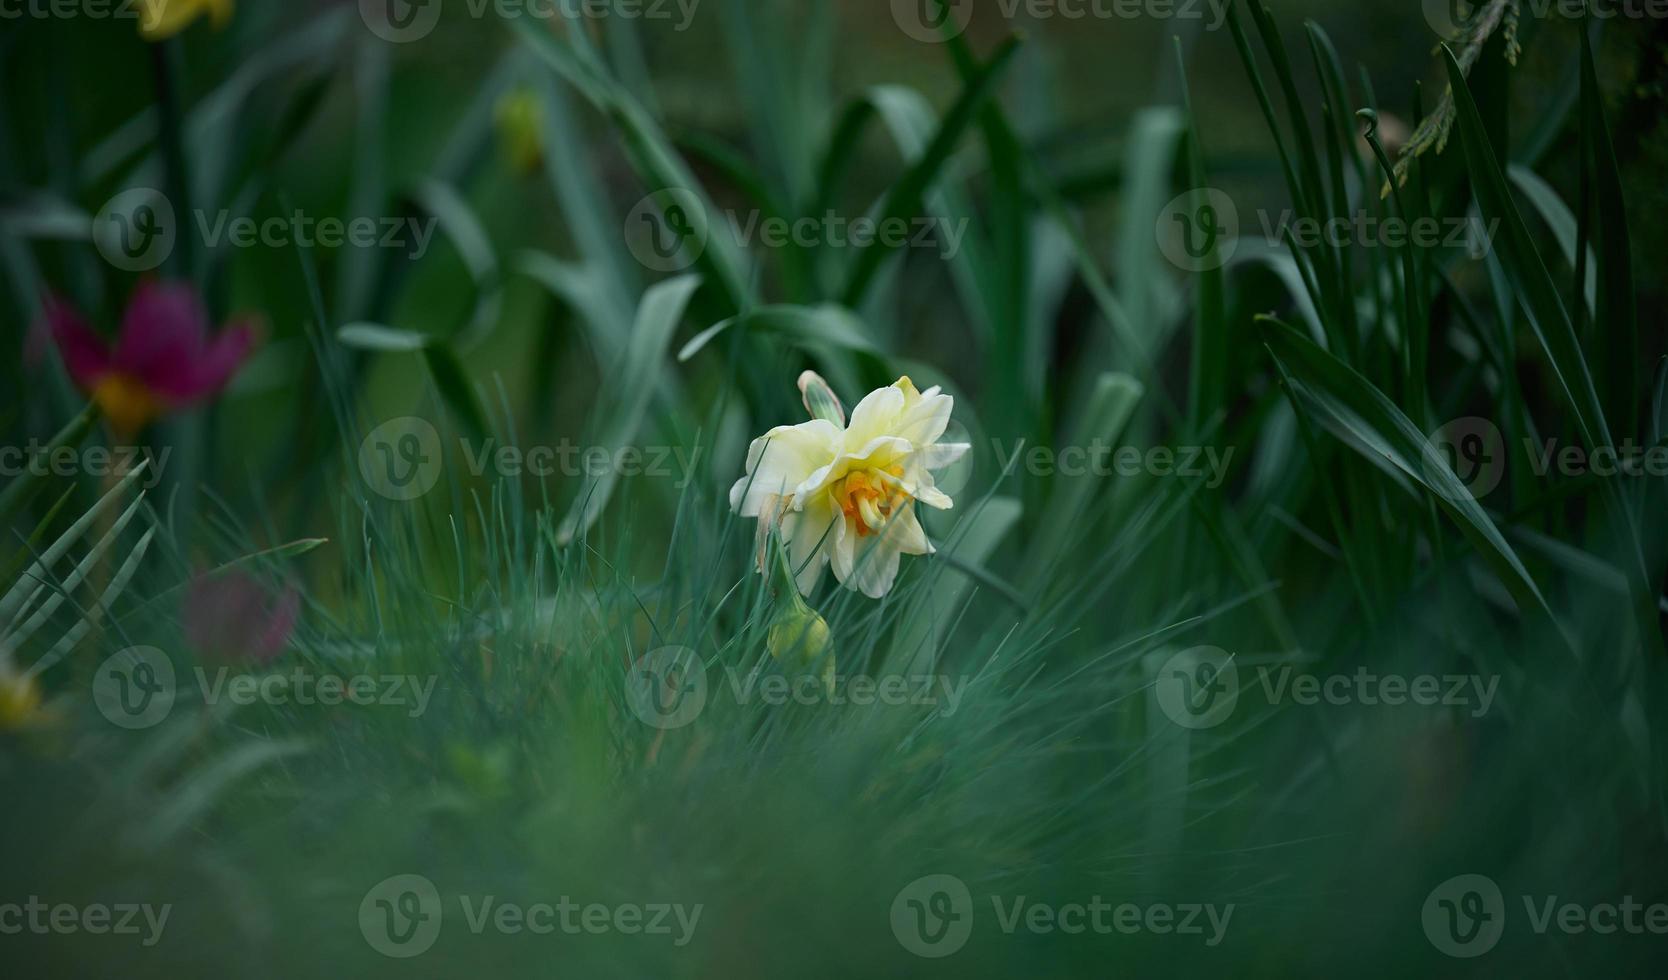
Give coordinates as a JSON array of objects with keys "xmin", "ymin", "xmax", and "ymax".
[{"xmin": 730, "ymin": 372, "xmax": 970, "ymax": 599}]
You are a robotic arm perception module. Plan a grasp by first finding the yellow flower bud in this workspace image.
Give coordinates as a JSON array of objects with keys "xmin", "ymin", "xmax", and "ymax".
[
  {"xmin": 0, "ymin": 663, "xmax": 43, "ymax": 731},
  {"xmin": 138, "ymin": 0, "xmax": 233, "ymax": 42},
  {"xmin": 494, "ymin": 88, "xmax": 545, "ymax": 177}
]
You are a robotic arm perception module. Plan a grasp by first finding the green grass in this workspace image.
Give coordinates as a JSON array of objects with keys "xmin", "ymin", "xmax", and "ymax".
[{"xmin": 2, "ymin": 1, "xmax": 1666, "ymax": 976}]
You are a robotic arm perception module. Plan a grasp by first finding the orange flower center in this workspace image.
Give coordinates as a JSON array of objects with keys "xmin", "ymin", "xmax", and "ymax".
[
  {"xmin": 91, "ymin": 373, "xmax": 163, "ymax": 440},
  {"xmin": 835, "ymin": 466, "xmax": 909, "ymax": 538}
]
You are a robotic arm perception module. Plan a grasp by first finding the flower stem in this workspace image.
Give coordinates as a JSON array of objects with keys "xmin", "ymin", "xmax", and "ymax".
[{"xmin": 149, "ymin": 38, "xmax": 193, "ymax": 278}]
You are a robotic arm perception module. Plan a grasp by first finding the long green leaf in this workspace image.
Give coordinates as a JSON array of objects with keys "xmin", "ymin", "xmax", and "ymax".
[
  {"xmin": 1260, "ymin": 316, "xmax": 1561, "ymax": 644},
  {"xmin": 1441, "ymin": 45, "xmax": 1611, "ymax": 454},
  {"xmin": 1577, "ymin": 24, "xmax": 1638, "ymax": 434},
  {"xmin": 558, "ymin": 275, "xmax": 702, "ymax": 545},
  {"xmin": 678, "ymin": 305, "xmax": 881, "ymax": 362},
  {"xmin": 840, "ymin": 35, "xmax": 1021, "ymax": 308}
]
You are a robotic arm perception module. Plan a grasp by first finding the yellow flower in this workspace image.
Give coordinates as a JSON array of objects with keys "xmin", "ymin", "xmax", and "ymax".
[
  {"xmin": 494, "ymin": 88, "xmax": 545, "ymax": 176},
  {"xmin": 731, "ymin": 373, "xmax": 969, "ymax": 599},
  {"xmin": 0, "ymin": 662, "xmax": 44, "ymax": 731},
  {"xmin": 138, "ymin": 0, "xmax": 233, "ymax": 41}
]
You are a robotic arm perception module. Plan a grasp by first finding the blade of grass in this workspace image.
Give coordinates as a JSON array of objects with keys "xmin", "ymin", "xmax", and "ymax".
[{"xmin": 0, "ymin": 402, "xmax": 99, "ymax": 524}]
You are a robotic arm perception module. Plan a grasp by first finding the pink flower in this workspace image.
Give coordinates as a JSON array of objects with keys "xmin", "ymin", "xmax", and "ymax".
[
  {"xmin": 43, "ymin": 281, "xmax": 258, "ymax": 438},
  {"xmin": 183, "ymin": 569, "xmax": 300, "ymax": 666}
]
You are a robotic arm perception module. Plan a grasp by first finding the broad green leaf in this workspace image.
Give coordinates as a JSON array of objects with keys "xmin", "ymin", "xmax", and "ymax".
[
  {"xmin": 1259, "ymin": 316, "xmax": 1561, "ymax": 642},
  {"xmin": 1112, "ymin": 107, "xmax": 1184, "ymax": 361},
  {"xmin": 856, "ymin": 85, "xmax": 994, "ymax": 343},
  {"xmin": 337, "ymin": 323, "xmax": 429, "ymax": 353},
  {"xmin": 559, "ymin": 275, "xmax": 702, "ymax": 545},
  {"xmin": 513, "ymin": 15, "xmax": 752, "ymax": 315},
  {"xmin": 1441, "ymin": 45, "xmax": 1611, "ymax": 454},
  {"xmin": 678, "ymin": 305, "xmax": 880, "ymax": 362},
  {"xmin": 515, "ymin": 251, "xmax": 631, "ymax": 363},
  {"xmin": 840, "ymin": 35, "xmax": 1021, "ymax": 308},
  {"xmin": 1508, "ymin": 165, "xmax": 1596, "ymax": 318},
  {"xmin": 409, "ymin": 179, "xmax": 503, "ymax": 351},
  {"xmin": 1175, "ymin": 41, "xmax": 1226, "ymax": 434},
  {"xmin": 1578, "ymin": 25, "xmax": 1638, "ymax": 433}
]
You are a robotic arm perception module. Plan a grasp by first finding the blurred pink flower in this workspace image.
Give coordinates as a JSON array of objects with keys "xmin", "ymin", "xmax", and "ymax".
[
  {"xmin": 183, "ymin": 569, "xmax": 300, "ymax": 666},
  {"xmin": 42, "ymin": 281, "xmax": 258, "ymax": 438}
]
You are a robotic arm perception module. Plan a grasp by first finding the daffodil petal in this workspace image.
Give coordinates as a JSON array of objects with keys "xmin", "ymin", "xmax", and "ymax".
[
  {"xmin": 918, "ymin": 441, "xmax": 971, "ymax": 470},
  {"xmin": 730, "ymin": 419, "xmax": 842, "ymax": 516},
  {"xmin": 895, "ymin": 387, "xmax": 955, "ymax": 447},
  {"xmin": 914, "ymin": 485, "xmax": 954, "ymax": 509},
  {"xmin": 838, "ymin": 435, "xmax": 915, "ymax": 470},
  {"xmin": 782, "ymin": 493, "xmax": 838, "ymax": 595},
  {"xmin": 844, "ymin": 384, "xmax": 907, "ymax": 447},
  {"xmin": 880, "ymin": 505, "xmax": 933, "ymax": 555},
  {"xmin": 848, "ymin": 531, "xmax": 905, "ymax": 599}
]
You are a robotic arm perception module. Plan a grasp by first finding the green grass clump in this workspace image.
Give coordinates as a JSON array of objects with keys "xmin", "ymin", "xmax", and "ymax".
[{"xmin": 1, "ymin": 1, "xmax": 1665, "ymax": 976}]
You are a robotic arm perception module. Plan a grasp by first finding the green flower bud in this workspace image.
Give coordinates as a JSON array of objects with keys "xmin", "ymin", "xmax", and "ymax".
[
  {"xmin": 766, "ymin": 533, "xmax": 834, "ymax": 693},
  {"xmin": 767, "ymin": 597, "xmax": 834, "ymax": 692}
]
